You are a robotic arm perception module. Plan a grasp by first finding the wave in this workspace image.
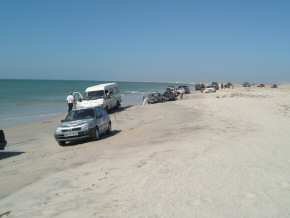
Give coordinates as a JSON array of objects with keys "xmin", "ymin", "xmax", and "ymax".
[
  {"xmin": 123, "ymin": 90, "xmax": 147, "ymax": 95},
  {"xmin": 0, "ymin": 112, "xmax": 62, "ymax": 121}
]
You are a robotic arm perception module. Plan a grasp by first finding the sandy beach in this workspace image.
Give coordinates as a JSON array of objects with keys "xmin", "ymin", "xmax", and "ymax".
[{"xmin": 1, "ymin": 86, "xmax": 290, "ymax": 218}]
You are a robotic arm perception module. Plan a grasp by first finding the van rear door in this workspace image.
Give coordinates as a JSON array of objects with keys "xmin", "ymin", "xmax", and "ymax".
[{"xmin": 73, "ymin": 92, "xmax": 83, "ymax": 102}]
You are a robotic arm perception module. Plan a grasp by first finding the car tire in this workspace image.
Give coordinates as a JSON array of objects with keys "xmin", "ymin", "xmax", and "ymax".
[
  {"xmin": 93, "ymin": 127, "xmax": 100, "ymax": 140},
  {"xmin": 106, "ymin": 122, "xmax": 111, "ymax": 135},
  {"xmin": 105, "ymin": 106, "xmax": 109, "ymax": 112},
  {"xmin": 58, "ymin": 141, "xmax": 66, "ymax": 146},
  {"xmin": 116, "ymin": 101, "xmax": 121, "ymax": 109}
]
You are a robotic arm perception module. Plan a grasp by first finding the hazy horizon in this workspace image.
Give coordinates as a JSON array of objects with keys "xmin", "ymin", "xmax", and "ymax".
[{"xmin": 1, "ymin": 0, "xmax": 290, "ymax": 83}]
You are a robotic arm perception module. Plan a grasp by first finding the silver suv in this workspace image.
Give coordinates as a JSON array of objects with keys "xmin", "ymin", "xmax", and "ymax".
[{"xmin": 54, "ymin": 107, "xmax": 111, "ymax": 146}]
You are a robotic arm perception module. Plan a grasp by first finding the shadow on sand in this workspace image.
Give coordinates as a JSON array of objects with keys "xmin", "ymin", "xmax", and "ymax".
[
  {"xmin": 65, "ymin": 129, "xmax": 122, "ymax": 147},
  {"xmin": 109, "ymin": 105, "xmax": 133, "ymax": 114},
  {"xmin": 0, "ymin": 151, "xmax": 24, "ymax": 160}
]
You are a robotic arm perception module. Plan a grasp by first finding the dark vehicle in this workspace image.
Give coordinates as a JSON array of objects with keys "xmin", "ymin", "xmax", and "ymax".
[
  {"xmin": 242, "ymin": 82, "xmax": 251, "ymax": 87},
  {"xmin": 54, "ymin": 107, "xmax": 111, "ymax": 146},
  {"xmin": 224, "ymin": 82, "xmax": 233, "ymax": 88},
  {"xmin": 147, "ymin": 92, "xmax": 164, "ymax": 104},
  {"xmin": 257, "ymin": 83, "xmax": 265, "ymax": 88},
  {"xmin": 0, "ymin": 130, "xmax": 7, "ymax": 150},
  {"xmin": 211, "ymin": 82, "xmax": 219, "ymax": 90},
  {"xmin": 195, "ymin": 83, "xmax": 205, "ymax": 91},
  {"xmin": 271, "ymin": 84, "xmax": 278, "ymax": 88},
  {"xmin": 163, "ymin": 90, "xmax": 177, "ymax": 101},
  {"xmin": 178, "ymin": 85, "xmax": 191, "ymax": 94}
]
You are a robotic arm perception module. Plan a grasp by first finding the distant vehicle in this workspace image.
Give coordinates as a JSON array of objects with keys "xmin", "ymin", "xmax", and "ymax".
[
  {"xmin": 203, "ymin": 85, "xmax": 216, "ymax": 93},
  {"xmin": 242, "ymin": 82, "xmax": 251, "ymax": 87},
  {"xmin": 271, "ymin": 84, "xmax": 278, "ymax": 88},
  {"xmin": 54, "ymin": 107, "xmax": 111, "ymax": 146},
  {"xmin": 163, "ymin": 89, "xmax": 177, "ymax": 101},
  {"xmin": 0, "ymin": 130, "xmax": 7, "ymax": 150},
  {"xmin": 257, "ymin": 84, "xmax": 265, "ymax": 88},
  {"xmin": 146, "ymin": 92, "xmax": 164, "ymax": 104},
  {"xmin": 73, "ymin": 83, "xmax": 121, "ymax": 111},
  {"xmin": 177, "ymin": 85, "xmax": 191, "ymax": 94},
  {"xmin": 224, "ymin": 82, "xmax": 233, "ymax": 88},
  {"xmin": 195, "ymin": 83, "xmax": 205, "ymax": 91},
  {"xmin": 166, "ymin": 86, "xmax": 179, "ymax": 97},
  {"xmin": 211, "ymin": 82, "xmax": 219, "ymax": 90}
]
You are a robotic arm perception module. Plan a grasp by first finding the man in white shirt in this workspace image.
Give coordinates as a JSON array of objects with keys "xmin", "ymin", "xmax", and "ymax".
[{"xmin": 66, "ymin": 93, "xmax": 75, "ymax": 112}]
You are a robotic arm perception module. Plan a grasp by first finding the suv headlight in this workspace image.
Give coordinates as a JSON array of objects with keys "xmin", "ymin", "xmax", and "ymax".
[{"xmin": 55, "ymin": 128, "xmax": 62, "ymax": 135}]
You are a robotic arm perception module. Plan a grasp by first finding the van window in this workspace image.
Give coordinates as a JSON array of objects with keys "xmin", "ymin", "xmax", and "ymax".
[{"xmin": 84, "ymin": 91, "xmax": 104, "ymax": 100}]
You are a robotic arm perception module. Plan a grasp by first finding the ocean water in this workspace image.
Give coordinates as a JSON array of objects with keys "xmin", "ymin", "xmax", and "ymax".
[{"xmin": 0, "ymin": 79, "xmax": 191, "ymax": 128}]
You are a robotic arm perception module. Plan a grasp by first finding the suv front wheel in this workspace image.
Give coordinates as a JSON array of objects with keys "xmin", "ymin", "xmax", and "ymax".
[
  {"xmin": 58, "ymin": 141, "xmax": 66, "ymax": 146},
  {"xmin": 92, "ymin": 127, "xmax": 100, "ymax": 140}
]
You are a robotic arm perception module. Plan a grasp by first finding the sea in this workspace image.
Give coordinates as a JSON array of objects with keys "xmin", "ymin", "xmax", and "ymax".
[{"xmin": 0, "ymin": 79, "xmax": 192, "ymax": 128}]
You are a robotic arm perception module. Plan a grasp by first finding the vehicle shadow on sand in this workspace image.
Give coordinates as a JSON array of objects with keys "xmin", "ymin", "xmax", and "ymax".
[
  {"xmin": 0, "ymin": 151, "xmax": 25, "ymax": 160},
  {"xmin": 66, "ymin": 129, "xmax": 122, "ymax": 146},
  {"xmin": 109, "ymin": 105, "xmax": 133, "ymax": 114}
]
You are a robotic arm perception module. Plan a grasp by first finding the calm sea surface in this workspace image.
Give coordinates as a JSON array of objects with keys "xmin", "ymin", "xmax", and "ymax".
[{"xmin": 0, "ymin": 79, "xmax": 191, "ymax": 128}]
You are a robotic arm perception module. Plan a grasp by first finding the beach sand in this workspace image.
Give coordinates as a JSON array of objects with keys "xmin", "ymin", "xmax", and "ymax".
[{"xmin": 1, "ymin": 86, "xmax": 290, "ymax": 218}]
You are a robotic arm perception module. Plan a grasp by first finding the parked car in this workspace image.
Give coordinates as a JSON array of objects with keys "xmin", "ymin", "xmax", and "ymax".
[
  {"xmin": 54, "ymin": 107, "xmax": 111, "ymax": 146},
  {"xmin": 73, "ymin": 83, "xmax": 121, "ymax": 112},
  {"xmin": 146, "ymin": 92, "xmax": 164, "ymax": 104},
  {"xmin": 203, "ymin": 85, "xmax": 216, "ymax": 93},
  {"xmin": 0, "ymin": 130, "xmax": 7, "ymax": 150},
  {"xmin": 211, "ymin": 82, "xmax": 219, "ymax": 90},
  {"xmin": 177, "ymin": 85, "xmax": 191, "ymax": 94},
  {"xmin": 271, "ymin": 84, "xmax": 278, "ymax": 88},
  {"xmin": 163, "ymin": 90, "xmax": 177, "ymax": 101},
  {"xmin": 257, "ymin": 83, "xmax": 265, "ymax": 88},
  {"xmin": 242, "ymin": 82, "xmax": 251, "ymax": 87},
  {"xmin": 224, "ymin": 82, "xmax": 233, "ymax": 88},
  {"xmin": 195, "ymin": 83, "xmax": 205, "ymax": 91}
]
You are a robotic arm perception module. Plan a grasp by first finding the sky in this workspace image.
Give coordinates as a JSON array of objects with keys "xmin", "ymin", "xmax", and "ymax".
[{"xmin": 0, "ymin": 0, "xmax": 290, "ymax": 83}]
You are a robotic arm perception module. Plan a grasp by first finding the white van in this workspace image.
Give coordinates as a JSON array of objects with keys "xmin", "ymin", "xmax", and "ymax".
[{"xmin": 73, "ymin": 83, "xmax": 122, "ymax": 111}]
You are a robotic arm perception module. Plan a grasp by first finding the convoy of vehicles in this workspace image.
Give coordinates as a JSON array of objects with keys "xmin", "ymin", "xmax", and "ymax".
[
  {"xmin": 54, "ymin": 107, "xmax": 111, "ymax": 146},
  {"xmin": 73, "ymin": 83, "xmax": 121, "ymax": 111},
  {"xmin": 1, "ymin": 81, "xmax": 281, "ymax": 148}
]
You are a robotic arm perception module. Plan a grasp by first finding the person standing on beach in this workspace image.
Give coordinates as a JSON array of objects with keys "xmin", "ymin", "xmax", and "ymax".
[{"xmin": 66, "ymin": 93, "xmax": 74, "ymax": 113}]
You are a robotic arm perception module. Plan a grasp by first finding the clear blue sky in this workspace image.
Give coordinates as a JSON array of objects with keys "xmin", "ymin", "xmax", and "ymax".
[{"xmin": 0, "ymin": 0, "xmax": 289, "ymax": 82}]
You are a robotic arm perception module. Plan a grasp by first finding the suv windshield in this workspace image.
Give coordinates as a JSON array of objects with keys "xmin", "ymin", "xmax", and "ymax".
[
  {"xmin": 83, "ymin": 91, "xmax": 104, "ymax": 100},
  {"xmin": 65, "ymin": 108, "xmax": 95, "ymax": 121}
]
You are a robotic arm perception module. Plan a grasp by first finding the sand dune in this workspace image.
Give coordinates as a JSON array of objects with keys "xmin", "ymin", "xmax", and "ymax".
[{"xmin": 1, "ymin": 87, "xmax": 290, "ymax": 218}]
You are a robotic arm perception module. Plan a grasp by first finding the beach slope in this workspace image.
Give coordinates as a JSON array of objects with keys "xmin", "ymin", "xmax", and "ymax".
[{"xmin": 1, "ymin": 87, "xmax": 290, "ymax": 218}]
